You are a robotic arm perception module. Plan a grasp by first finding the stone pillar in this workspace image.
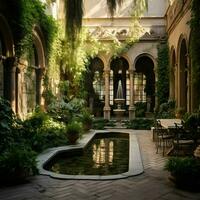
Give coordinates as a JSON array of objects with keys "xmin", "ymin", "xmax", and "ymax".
[
  {"xmin": 174, "ymin": 63, "xmax": 178, "ymax": 107},
  {"xmin": 129, "ymin": 69, "xmax": 135, "ymax": 120},
  {"xmin": 38, "ymin": 67, "xmax": 46, "ymax": 110},
  {"xmin": 103, "ymin": 69, "xmax": 111, "ymax": 120},
  {"xmin": 3, "ymin": 57, "xmax": 16, "ymax": 112}
]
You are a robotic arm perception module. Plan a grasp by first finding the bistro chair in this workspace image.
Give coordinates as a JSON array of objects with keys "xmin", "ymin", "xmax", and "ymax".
[
  {"xmin": 155, "ymin": 121, "xmax": 174, "ymax": 156},
  {"xmin": 172, "ymin": 122, "xmax": 195, "ymax": 156}
]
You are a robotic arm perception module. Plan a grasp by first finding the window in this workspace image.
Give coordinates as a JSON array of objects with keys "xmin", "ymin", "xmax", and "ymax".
[
  {"xmin": 93, "ymin": 70, "xmax": 104, "ymax": 101},
  {"xmin": 134, "ymin": 72, "xmax": 146, "ymax": 103}
]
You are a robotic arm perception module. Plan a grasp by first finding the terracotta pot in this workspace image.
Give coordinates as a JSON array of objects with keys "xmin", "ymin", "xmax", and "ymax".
[{"xmin": 67, "ymin": 133, "xmax": 79, "ymax": 144}]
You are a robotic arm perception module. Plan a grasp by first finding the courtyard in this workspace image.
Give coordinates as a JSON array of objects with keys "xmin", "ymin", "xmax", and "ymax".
[
  {"xmin": 0, "ymin": 130, "xmax": 200, "ymax": 200},
  {"xmin": 1, "ymin": 0, "xmax": 200, "ymax": 199}
]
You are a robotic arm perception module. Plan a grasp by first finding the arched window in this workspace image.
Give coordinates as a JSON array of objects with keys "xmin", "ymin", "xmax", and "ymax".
[
  {"xmin": 25, "ymin": 45, "xmax": 40, "ymax": 113},
  {"xmin": 134, "ymin": 55, "xmax": 155, "ymax": 111},
  {"xmin": 93, "ymin": 70, "xmax": 104, "ymax": 100},
  {"xmin": 110, "ymin": 57, "xmax": 129, "ymax": 106},
  {"xmin": 134, "ymin": 73, "xmax": 146, "ymax": 102},
  {"xmin": 90, "ymin": 57, "xmax": 105, "ymax": 101}
]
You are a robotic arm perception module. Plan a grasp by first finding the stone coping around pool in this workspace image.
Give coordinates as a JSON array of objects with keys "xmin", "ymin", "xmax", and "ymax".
[{"xmin": 37, "ymin": 129, "xmax": 144, "ymax": 180}]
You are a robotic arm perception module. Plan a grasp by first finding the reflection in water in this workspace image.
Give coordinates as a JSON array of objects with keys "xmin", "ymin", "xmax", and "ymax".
[
  {"xmin": 44, "ymin": 133, "xmax": 129, "ymax": 175},
  {"xmin": 93, "ymin": 140, "xmax": 114, "ymax": 168}
]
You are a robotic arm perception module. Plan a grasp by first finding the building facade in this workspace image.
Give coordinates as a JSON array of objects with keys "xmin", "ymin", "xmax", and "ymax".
[
  {"xmin": 0, "ymin": 0, "xmax": 196, "ymax": 119},
  {"xmin": 0, "ymin": 1, "xmax": 55, "ymax": 118},
  {"xmin": 83, "ymin": 0, "xmax": 167, "ymax": 119},
  {"xmin": 166, "ymin": 0, "xmax": 194, "ymax": 113}
]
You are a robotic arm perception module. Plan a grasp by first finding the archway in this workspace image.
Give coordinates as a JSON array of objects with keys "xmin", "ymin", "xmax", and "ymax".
[
  {"xmin": 17, "ymin": 27, "xmax": 45, "ymax": 116},
  {"xmin": 86, "ymin": 57, "xmax": 105, "ymax": 117},
  {"xmin": 24, "ymin": 45, "xmax": 41, "ymax": 113},
  {"xmin": 110, "ymin": 57, "xmax": 129, "ymax": 116},
  {"xmin": 134, "ymin": 55, "xmax": 155, "ymax": 112},
  {"xmin": 178, "ymin": 38, "xmax": 188, "ymax": 111},
  {"xmin": 0, "ymin": 15, "xmax": 14, "ymax": 108}
]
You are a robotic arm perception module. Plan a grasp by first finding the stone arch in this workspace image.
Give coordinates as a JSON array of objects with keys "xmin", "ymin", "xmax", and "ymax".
[
  {"xmin": 87, "ymin": 57, "xmax": 105, "ymax": 117},
  {"xmin": 133, "ymin": 53, "xmax": 156, "ymax": 71},
  {"xmin": 32, "ymin": 26, "xmax": 46, "ymax": 107},
  {"xmin": 17, "ymin": 25, "xmax": 46, "ymax": 116},
  {"xmin": 170, "ymin": 46, "xmax": 176, "ymax": 100},
  {"xmin": 110, "ymin": 57, "xmax": 129, "ymax": 103},
  {"xmin": 0, "ymin": 14, "xmax": 15, "ymax": 111},
  {"xmin": 177, "ymin": 34, "xmax": 188, "ymax": 112},
  {"xmin": 96, "ymin": 55, "xmax": 107, "ymax": 69},
  {"xmin": 0, "ymin": 14, "xmax": 14, "ymax": 57},
  {"xmin": 33, "ymin": 25, "xmax": 46, "ymax": 69},
  {"xmin": 134, "ymin": 53, "xmax": 155, "ymax": 112}
]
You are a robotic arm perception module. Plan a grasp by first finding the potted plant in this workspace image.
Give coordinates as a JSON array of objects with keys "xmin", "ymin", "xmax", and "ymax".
[
  {"xmin": 165, "ymin": 157, "xmax": 200, "ymax": 192},
  {"xmin": 66, "ymin": 121, "xmax": 82, "ymax": 144},
  {"xmin": 81, "ymin": 110, "xmax": 93, "ymax": 131}
]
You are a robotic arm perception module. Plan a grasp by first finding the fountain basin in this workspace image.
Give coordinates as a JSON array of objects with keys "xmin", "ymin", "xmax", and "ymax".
[
  {"xmin": 114, "ymin": 98, "xmax": 125, "ymax": 105},
  {"xmin": 113, "ymin": 108, "xmax": 125, "ymax": 118}
]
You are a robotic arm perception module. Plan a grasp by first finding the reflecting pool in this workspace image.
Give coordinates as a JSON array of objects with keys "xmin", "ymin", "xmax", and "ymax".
[{"xmin": 44, "ymin": 132, "xmax": 129, "ymax": 175}]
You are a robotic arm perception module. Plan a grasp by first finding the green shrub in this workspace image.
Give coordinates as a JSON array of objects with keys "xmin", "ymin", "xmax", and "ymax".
[
  {"xmin": 135, "ymin": 102, "xmax": 146, "ymax": 117},
  {"xmin": 0, "ymin": 97, "xmax": 15, "ymax": 152},
  {"xmin": 47, "ymin": 98, "xmax": 85, "ymax": 123},
  {"xmin": 22, "ymin": 110, "xmax": 67, "ymax": 152},
  {"xmin": 165, "ymin": 157, "xmax": 200, "ymax": 191},
  {"xmin": 0, "ymin": 145, "xmax": 38, "ymax": 184},
  {"xmin": 92, "ymin": 118, "xmax": 108, "ymax": 130},
  {"xmin": 126, "ymin": 118, "xmax": 154, "ymax": 130}
]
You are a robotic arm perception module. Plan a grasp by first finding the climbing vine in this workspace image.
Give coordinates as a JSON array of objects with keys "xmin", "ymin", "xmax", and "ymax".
[
  {"xmin": 190, "ymin": 0, "xmax": 200, "ymax": 106},
  {"xmin": 1, "ymin": 0, "xmax": 56, "ymax": 58},
  {"xmin": 44, "ymin": 0, "xmax": 148, "ymax": 102},
  {"xmin": 156, "ymin": 42, "xmax": 170, "ymax": 106}
]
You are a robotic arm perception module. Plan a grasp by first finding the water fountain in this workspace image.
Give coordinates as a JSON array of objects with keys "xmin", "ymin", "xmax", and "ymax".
[{"xmin": 113, "ymin": 80, "xmax": 125, "ymax": 120}]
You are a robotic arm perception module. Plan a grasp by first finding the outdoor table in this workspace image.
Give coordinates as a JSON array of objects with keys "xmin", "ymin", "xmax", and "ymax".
[{"xmin": 158, "ymin": 119, "xmax": 182, "ymax": 129}]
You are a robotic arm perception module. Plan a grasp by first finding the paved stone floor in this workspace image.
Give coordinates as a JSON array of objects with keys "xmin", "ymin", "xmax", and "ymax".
[{"xmin": 0, "ymin": 130, "xmax": 200, "ymax": 200}]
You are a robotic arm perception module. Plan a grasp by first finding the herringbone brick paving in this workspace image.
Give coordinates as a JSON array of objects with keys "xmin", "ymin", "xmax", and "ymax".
[{"xmin": 0, "ymin": 130, "xmax": 200, "ymax": 200}]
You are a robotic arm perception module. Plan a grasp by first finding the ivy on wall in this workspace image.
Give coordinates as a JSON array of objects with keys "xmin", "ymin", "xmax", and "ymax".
[
  {"xmin": 1, "ymin": 0, "xmax": 56, "ymax": 58},
  {"xmin": 156, "ymin": 42, "xmax": 170, "ymax": 106},
  {"xmin": 190, "ymin": 0, "xmax": 200, "ymax": 106}
]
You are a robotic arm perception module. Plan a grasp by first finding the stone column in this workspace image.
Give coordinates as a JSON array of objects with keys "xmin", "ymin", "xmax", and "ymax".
[
  {"xmin": 3, "ymin": 57, "xmax": 16, "ymax": 112},
  {"xmin": 129, "ymin": 69, "xmax": 135, "ymax": 120},
  {"xmin": 103, "ymin": 69, "xmax": 111, "ymax": 120},
  {"xmin": 174, "ymin": 64, "xmax": 178, "ymax": 107},
  {"xmin": 38, "ymin": 67, "xmax": 46, "ymax": 110}
]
